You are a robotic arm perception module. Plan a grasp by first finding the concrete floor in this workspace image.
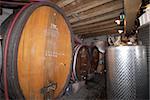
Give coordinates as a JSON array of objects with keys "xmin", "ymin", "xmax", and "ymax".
[
  {"xmin": 61, "ymin": 73, "xmax": 107, "ymax": 100},
  {"xmin": 0, "ymin": 73, "xmax": 106, "ymax": 100}
]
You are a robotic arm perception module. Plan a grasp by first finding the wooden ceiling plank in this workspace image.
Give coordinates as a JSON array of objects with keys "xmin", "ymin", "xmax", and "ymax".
[
  {"xmin": 73, "ymin": 19, "xmax": 115, "ymax": 31},
  {"xmin": 57, "ymin": 0, "xmax": 75, "ymax": 7},
  {"xmin": 82, "ymin": 31, "xmax": 118, "ymax": 38},
  {"xmin": 63, "ymin": 0, "xmax": 92, "ymax": 13},
  {"xmin": 76, "ymin": 26, "xmax": 120, "ymax": 35},
  {"xmin": 66, "ymin": 0, "xmax": 113, "ymax": 16},
  {"xmin": 78, "ymin": 0, "xmax": 122, "ymax": 15},
  {"xmin": 69, "ymin": 0, "xmax": 123, "ymax": 23},
  {"xmin": 71, "ymin": 9, "xmax": 123, "ymax": 27},
  {"xmin": 124, "ymin": 0, "xmax": 142, "ymax": 33},
  {"xmin": 74, "ymin": 24, "xmax": 117, "ymax": 33}
]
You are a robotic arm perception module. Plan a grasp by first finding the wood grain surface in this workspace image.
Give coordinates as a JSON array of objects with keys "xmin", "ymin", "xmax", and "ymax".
[{"xmin": 17, "ymin": 6, "xmax": 72, "ymax": 99}]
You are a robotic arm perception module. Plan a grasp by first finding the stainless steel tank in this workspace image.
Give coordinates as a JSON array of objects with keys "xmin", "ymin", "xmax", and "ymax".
[
  {"xmin": 106, "ymin": 46, "xmax": 149, "ymax": 99},
  {"xmin": 138, "ymin": 23, "xmax": 150, "ymax": 98}
]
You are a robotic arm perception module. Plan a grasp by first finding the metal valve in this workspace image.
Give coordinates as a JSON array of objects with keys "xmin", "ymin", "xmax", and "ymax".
[{"xmin": 41, "ymin": 82, "xmax": 57, "ymax": 99}]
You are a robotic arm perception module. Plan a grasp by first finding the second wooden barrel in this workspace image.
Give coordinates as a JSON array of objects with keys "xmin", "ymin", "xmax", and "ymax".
[
  {"xmin": 72, "ymin": 45, "xmax": 90, "ymax": 81},
  {"xmin": 1, "ymin": 1, "xmax": 73, "ymax": 99}
]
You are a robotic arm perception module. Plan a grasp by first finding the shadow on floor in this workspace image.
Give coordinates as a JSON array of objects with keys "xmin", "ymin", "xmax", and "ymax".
[{"xmin": 61, "ymin": 73, "xmax": 107, "ymax": 100}]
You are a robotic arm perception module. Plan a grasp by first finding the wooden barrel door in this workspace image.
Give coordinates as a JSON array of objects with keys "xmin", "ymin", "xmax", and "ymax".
[
  {"xmin": 73, "ymin": 45, "xmax": 90, "ymax": 81},
  {"xmin": 2, "ymin": 2, "xmax": 72, "ymax": 99}
]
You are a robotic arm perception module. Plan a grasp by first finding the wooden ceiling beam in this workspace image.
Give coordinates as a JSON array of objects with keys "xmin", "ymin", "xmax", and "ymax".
[
  {"xmin": 82, "ymin": 31, "xmax": 118, "ymax": 38},
  {"xmin": 63, "ymin": 0, "xmax": 92, "ymax": 13},
  {"xmin": 77, "ymin": 28, "xmax": 117, "ymax": 35},
  {"xmin": 124, "ymin": 0, "xmax": 142, "ymax": 33},
  {"xmin": 74, "ymin": 24, "xmax": 117, "ymax": 33},
  {"xmin": 69, "ymin": 0, "xmax": 123, "ymax": 23},
  {"xmin": 57, "ymin": 0, "xmax": 75, "ymax": 7},
  {"xmin": 73, "ymin": 19, "xmax": 115, "ymax": 31},
  {"xmin": 75, "ymin": 26, "xmax": 120, "ymax": 35},
  {"xmin": 71, "ymin": 9, "xmax": 123, "ymax": 27},
  {"xmin": 66, "ymin": 0, "xmax": 113, "ymax": 17},
  {"xmin": 77, "ymin": 0, "xmax": 122, "ymax": 16}
]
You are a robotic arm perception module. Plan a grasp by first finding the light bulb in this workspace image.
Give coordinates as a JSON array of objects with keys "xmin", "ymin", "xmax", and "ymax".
[
  {"xmin": 118, "ymin": 30, "xmax": 123, "ymax": 34},
  {"xmin": 115, "ymin": 20, "xmax": 121, "ymax": 25}
]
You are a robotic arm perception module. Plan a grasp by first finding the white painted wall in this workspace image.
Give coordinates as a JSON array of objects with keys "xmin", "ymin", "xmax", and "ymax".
[{"xmin": 83, "ymin": 35, "xmax": 107, "ymax": 45}]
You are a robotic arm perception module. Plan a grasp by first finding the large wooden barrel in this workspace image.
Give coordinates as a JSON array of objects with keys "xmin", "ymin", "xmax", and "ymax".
[
  {"xmin": 72, "ymin": 45, "xmax": 90, "ymax": 81},
  {"xmin": 1, "ymin": 1, "xmax": 73, "ymax": 99},
  {"xmin": 90, "ymin": 46, "xmax": 99, "ymax": 73}
]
